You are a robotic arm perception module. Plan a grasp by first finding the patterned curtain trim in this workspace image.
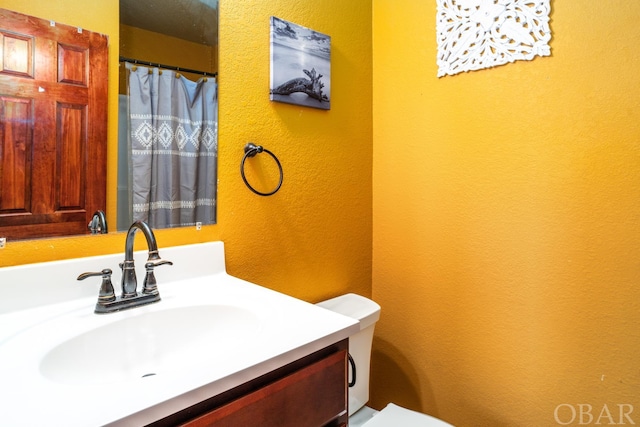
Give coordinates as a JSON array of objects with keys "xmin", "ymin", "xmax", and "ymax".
[
  {"xmin": 133, "ymin": 198, "xmax": 217, "ymax": 213},
  {"xmin": 131, "ymin": 149, "xmax": 217, "ymax": 157},
  {"xmin": 130, "ymin": 113, "xmax": 217, "ymax": 126},
  {"xmin": 132, "ymin": 120, "xmax": 217, "ymax": 151}
]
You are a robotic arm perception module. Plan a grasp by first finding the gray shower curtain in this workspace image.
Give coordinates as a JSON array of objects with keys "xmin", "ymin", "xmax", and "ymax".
[{"xmin": 127, "ymin": 63, "xmax": 217, "ymax": 228}]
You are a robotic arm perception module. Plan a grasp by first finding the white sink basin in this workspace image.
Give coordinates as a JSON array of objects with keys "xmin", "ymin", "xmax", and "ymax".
[
  {"xmin": 0, "ymin": 242, "xmax": 358, "ymax": 427},
  {"xmin": 40, "ymin": 305, "xmax": 261, "ymax": 386}
]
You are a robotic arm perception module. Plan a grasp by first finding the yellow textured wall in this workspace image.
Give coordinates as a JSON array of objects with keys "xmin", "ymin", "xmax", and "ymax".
[
  {"xmin": 119, "ymin": 24, "xmax": 216, "ymax": 72},
  {"xmin": 119, "ymin": 24, "xmax": 216, "ymax": 90},
  {"xmin": 372, "ymin": 1, "xmax": 640, "ymax": 426},
  {"xmin": 219, "ymin": 0, "xmax": 372, "ymax": 301},
  {"xmin": 0, "ymin": 0, "xmax": 372, "ymax": 303}
]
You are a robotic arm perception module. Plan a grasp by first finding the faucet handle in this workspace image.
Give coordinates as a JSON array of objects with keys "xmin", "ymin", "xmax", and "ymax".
[
  {"xmin": 77, "ymin": 269, "xmax": 116, "ymax": 304},
  {"xmin": 142, "ymin": 260, "xmax": 173, "ymax": 296},
  {"xmin": 147, "ymin": 260, "xmax": 173, "ymax": 268}
]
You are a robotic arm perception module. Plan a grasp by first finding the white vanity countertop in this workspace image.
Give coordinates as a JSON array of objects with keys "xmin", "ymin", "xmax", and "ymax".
[{"xmin": 0, "ymin": 242, "xmax": 358, "ymax": 426}]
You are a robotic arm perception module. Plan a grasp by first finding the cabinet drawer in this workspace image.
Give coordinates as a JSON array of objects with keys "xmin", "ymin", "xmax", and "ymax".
[{"xmin": 181, "ymin": 350, "xmax": 347, "ymax": 427}]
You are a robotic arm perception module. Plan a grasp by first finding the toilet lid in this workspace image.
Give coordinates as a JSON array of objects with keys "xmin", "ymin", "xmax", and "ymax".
[{"xmin": 361, "ymin": 403, "xmax": 454, "ymax": 427}]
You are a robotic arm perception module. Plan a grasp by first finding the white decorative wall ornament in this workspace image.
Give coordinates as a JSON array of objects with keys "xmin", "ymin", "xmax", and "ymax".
[{"xmin": 436, "ymin": 0, "xmax": 551, "ymax": 77}]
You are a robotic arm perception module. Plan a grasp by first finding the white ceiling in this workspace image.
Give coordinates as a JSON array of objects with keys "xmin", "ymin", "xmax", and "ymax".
[{"xmin": 120, "ymin": 0, "xmax": 218, "ymax": 46}]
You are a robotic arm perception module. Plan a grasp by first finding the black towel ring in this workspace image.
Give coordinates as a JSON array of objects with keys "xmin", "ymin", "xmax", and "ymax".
[{"xmin": 241, "ymin": 143, "xmax": 283, "ymax": 196}]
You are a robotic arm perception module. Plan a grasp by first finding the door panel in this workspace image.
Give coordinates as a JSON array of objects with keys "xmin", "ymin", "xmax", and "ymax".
[{"xmin": 0, "ymin": 7, "xmax": 107, "ymax": 240}]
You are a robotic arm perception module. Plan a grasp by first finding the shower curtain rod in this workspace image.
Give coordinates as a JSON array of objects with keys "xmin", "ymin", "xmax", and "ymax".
[{"xmin": 119, "ymin": 56, "xmax": 217, "ymax": 77}]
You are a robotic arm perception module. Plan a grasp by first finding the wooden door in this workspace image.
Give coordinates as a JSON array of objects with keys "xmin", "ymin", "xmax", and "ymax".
[{"xmin": 0, "ymin": 8, "xmax": 108, "ymax": 240}]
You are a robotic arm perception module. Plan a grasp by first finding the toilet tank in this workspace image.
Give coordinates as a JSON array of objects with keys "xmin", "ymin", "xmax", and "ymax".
[{"xmin": 316, "ymin": 293, "xmax": 381, "ymax": 416}]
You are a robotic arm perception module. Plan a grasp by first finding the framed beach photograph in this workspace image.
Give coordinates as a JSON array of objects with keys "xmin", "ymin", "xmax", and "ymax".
[{"xmin": 270, "ymin": 17, "xmax": 331, "ymax": 110}]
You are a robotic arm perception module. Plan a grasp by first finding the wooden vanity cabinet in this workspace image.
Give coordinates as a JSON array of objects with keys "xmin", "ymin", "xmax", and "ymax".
[{"xmin": 149, "ymin": 339, "xmax": 349, "ymax": 427}]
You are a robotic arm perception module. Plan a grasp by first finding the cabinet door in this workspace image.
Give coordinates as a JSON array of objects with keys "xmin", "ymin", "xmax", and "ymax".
[
  {"xmin": 181, "ymin": 350, "xmax": 348, "ymax": 427},
  {"xmin": 0, "ymin": 7, "xmax": 107, "ymax": 240}
]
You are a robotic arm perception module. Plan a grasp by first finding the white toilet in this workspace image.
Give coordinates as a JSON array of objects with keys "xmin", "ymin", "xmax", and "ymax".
[{"xmin": 317, "ymin": 293, "xmax": 454, "ymax": 427}]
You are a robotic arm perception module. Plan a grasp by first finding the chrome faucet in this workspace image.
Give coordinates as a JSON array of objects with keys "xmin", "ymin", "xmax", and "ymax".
[
  {"xmin": 122, "ymin": 220, "xmax": 162, "ymax": 297},
  {"xmin": 77, "ymin": 220, "xmax": 172, "ymax": 314}
]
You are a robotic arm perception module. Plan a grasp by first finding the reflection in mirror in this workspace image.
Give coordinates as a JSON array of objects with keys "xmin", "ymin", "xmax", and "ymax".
[
  {"xmin": 118, "ymin": 0, "xmax": 218, "ymax": 231},
  {"xmin": 0, "ymin": 7, "xmax": 108, "ymax": 241}
]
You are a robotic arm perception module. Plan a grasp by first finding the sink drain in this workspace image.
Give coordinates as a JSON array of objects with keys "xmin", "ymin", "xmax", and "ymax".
[{"xmin": 141, "ymin": 373, "xmax": 157, "ymax": 378}]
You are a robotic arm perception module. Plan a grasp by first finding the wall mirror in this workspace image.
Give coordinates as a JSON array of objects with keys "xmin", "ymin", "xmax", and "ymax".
[{"xmin": 118, "ymin": 0, "xmax": 219, "ymax": 231}]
